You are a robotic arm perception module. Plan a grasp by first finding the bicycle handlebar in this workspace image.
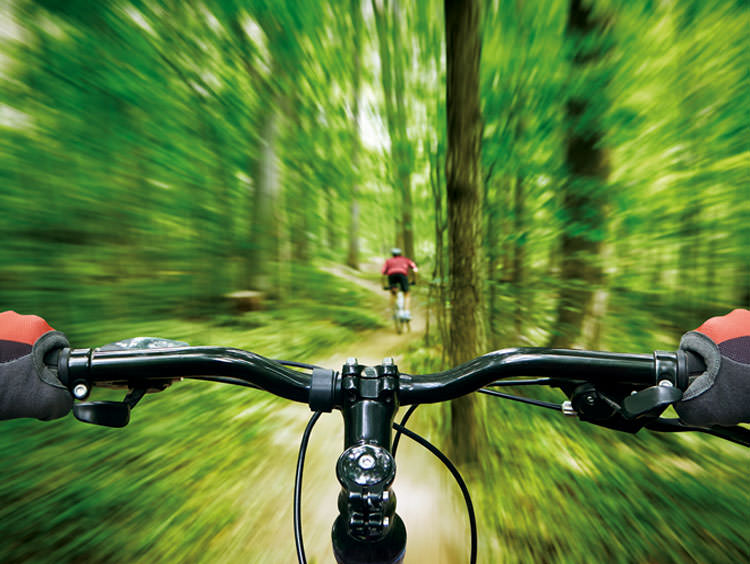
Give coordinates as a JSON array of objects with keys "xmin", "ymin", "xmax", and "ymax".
[{"xmin": 58, "ymin": 345, "xmax": 688, "ymax": 407}]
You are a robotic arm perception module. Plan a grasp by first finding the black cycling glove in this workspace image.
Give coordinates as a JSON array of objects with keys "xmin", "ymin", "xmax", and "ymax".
[
  {"xmin": 675, "ymin": 309, "xmax": 750, "ymax": 427},
  {"xmin": 0, "ymin": 311, "xmax": 72, "ymax": 421}
]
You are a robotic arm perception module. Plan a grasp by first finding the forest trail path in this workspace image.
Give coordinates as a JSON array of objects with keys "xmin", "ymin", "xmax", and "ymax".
[{"xmin": 239, "ymin": 261, "xmax": 466, "ymax": 563}]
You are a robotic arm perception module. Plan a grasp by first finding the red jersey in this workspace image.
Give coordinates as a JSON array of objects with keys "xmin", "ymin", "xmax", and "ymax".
[{"xmin": 382, "ymin": 256, "xmax": 417, "ymax": 276}]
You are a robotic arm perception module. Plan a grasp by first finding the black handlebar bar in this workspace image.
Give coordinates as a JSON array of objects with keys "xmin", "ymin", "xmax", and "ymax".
[
  {"xmin": 59, "ymin": 346, "xmax": 688, "ymax": 406},
  {"xmin": 399, "ymin": 348, "xmax": 683, "ymax": 404},
  {"xmin": 60, "ymin": 346, "xmax": 312, "ymax": 402}
]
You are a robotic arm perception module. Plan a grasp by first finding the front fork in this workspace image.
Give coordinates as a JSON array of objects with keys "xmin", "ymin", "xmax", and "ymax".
[{"xmin": 332, "ymin": 358, "xmax": 406, "ymax": 564}]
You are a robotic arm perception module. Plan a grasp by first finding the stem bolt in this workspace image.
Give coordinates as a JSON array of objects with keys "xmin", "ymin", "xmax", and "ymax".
[
  {"xmin": 346, "ymin": 357, "xmax": 358, "ymax": 367},
  {"xmin": 358, "ymin": 454, "xmax": 376, "ymax": 470}
]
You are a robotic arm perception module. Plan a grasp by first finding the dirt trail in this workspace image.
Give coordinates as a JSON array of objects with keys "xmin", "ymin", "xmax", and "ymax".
[{"xmin": 236, "ymin": 263, "xmax": 466, "ymax": 563}]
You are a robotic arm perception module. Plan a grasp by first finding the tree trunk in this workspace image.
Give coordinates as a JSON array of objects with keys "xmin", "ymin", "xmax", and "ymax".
[
  {"xmin": 291, "ymin": 180, "xmax": 312, "ymax": 264},
  {"xmin": 326, "ymin": 183, "xmax": 337, "ymax": 252},
  {"xmin": 738, "ymin": 183, "xmax": 750, "ymax": 306},
  {"xmin": 674, "ymin": 4, "xmax": 704, "ymax": 316},
  {"xmin": 249, "ymin": 88, "xmax": 281, "ymax": 292},
  {"xmin": 548, "ymin": 0, "xmax": 610, "ymax": 348},
  {"xmin": 288, "ymin": 97, "xmax": 313, "ymax": 265},
  {"xmin": 347, "ymin": 0, "xmax": 362, "ymax": 270},
  {"xmin": 445, "ymin": 0, "xmax": 486, "ymax": 466},
  {"xmin": 347, "ymin": 191, "xmax": 361, "ymax": 268},
  {"xmin": 678, "ymin": 199, "xmax": 698, "ymax": 316},
  {"xmin": 392, "ymin": 2, "xmax": 414, "ymax": 260},
  {"xmin": 400, "ymin": 173, "xmax": 415, "ymax": 260},
  {"xmin": 483, "ymin": 168, "xmax": 500, "ymax": 347},
  {"xmin": 512, "ymin": 174, "xmax": 525, "ymax": 337},
  {"xmin": 372, "ymin": 0, "xmax": 414, "ymax": 259},
  {"xmin": 429, "ymin": 142, "xmax": 448, "ymax": 353}
]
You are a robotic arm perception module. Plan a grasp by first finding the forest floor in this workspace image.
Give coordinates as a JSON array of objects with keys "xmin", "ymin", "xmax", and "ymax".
[{"xmin": 244, "ymin": 260, "xmax": 466, "ymax": 563}]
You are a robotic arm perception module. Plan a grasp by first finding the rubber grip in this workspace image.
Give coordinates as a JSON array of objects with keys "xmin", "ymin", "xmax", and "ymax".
[{"xmin": 685, "ymin": 350, "xmax": 707, "ymax": 376}]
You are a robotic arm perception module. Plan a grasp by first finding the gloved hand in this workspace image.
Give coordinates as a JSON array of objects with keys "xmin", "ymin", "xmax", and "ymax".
[
  {"xmin": 675, "ymin": 309, "xmax": 750, "ymax": 427},
  {"xmin": 0, "ymin": 311, "xmax": 72, "ymax": 421}
]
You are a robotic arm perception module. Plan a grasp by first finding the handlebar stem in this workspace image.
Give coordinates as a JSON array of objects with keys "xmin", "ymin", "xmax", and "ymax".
[
  {"xmin": 333, "ymin": 361, "xmax": 406, "ymax": 561},
  {"xmin": 340, "ymin": 362, "xmax": 399, "ymax": 448}
]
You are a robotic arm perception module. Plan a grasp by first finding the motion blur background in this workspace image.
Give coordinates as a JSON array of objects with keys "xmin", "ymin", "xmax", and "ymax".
[{"xmin": 1, "ymin": 0, "xmax": 749, "ymax": 562}]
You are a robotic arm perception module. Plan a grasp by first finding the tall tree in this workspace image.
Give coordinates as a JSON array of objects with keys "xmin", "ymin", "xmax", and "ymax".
[
  {"xmin": 445, "ymin": 0, "xmax": 486, "ymax": 464},
  {"xmin": 548, "ymin": 0, "xmax": 610, "ymax": 348},
  {"xmin": 372, "ymin": 0, "xmax": 415, "ymax": 259},
  {"xmin": 346, "ymin": 0, "xmax": 363, "ymax": 269},
  {"xmin": 390, "ymin": 0, "xmax": 415, "ymax": 260},
  {"xmin": 249, "ymin": 79, "xmax": 282, "ymax": 292},
  {"xmin": 238, "ymin": 0, "xmax": 321, "ymax": 293}
]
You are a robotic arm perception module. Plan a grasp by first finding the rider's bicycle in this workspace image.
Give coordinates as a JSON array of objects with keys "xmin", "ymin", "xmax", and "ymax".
[
  {"xmin": 384, "ymin": 280, "xmax": 414, "ymax": 334},
  {"xmin": 49, "ymin": 339, "xmax": 749, "ymax": 563}
]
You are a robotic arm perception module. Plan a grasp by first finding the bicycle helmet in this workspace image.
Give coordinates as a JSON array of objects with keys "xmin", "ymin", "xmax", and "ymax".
[{"xmin": 391, "ymin": 248, "xmax": 402, "ymax": 256}]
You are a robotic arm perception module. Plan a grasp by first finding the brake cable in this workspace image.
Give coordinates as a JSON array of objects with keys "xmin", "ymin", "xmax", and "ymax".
[
  {"xmin": 392, "ymin": 422, "xmax": 478, "ymax": 564},
  {"xmin": 274, "ymin": 360, "xmax": 323, "ymax": 371},
  {"xmin": 294, "ymin": 411, "xmax": 321, "ymax": 564},
  {"xmin": 392, "ymin": 404, "xmax": 419, "ymax": 457},
  {"xmin": 393, "ymin": 404, "xmax": 477, "ymax": 564},
  {"xmin": 486, "ymin": 378, "xmax": 557, "ymax": 386},
  {"xmin": 479, "ymin": 388, "xmax": 563, "ymax": 411}
]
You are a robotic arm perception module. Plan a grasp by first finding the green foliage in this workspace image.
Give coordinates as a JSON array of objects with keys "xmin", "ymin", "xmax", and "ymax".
[
  {"xmin": 481, "ymin": 0, "xmax": 749, "ymax": 349},
  {"xmin": 0, "ymin": 0, "xmax": 393, "ymax": 324},
  {"xmin": 0, "ymin": 389, "xmax": 275, "ymax": 563},
  {"xmin": 474, "ymin": 404, "xmax": 750, "ymax": 564}
]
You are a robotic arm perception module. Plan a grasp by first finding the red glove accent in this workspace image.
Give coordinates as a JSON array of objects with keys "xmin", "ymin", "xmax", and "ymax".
[
  {"xmin": 0, "ymin": 311, "xmax": 54, "ymax": 346},
  {"xmin": 694, "ymin": 309, "xmax": 750, "ymax": 364},
  {"xmin": 695, "ymin": 309, "xmax": 750, "ymax": 345}
]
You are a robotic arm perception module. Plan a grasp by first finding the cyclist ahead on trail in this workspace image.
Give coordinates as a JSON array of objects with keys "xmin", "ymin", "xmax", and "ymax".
[{"xmin": 381, "ymin": 248, "xmax": 418, "ymax": 320}]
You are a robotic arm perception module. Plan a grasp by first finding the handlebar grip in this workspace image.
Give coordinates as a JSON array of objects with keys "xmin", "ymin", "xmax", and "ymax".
[
  {"xmin": 48, "ymin": 347, "xmax": 70, "ymax": 387},
  {"xmin": 684, "ymin": 350, "xmax": 706, "ymax": 376}
]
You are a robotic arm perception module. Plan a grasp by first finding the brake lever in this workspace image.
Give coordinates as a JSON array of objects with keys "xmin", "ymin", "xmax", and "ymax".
[
  {"xmin": 644, "ymin": 418, "xmax": 750, "ymax": 448},
  {"xmin": 570, "ymin": 382, "xmax": 681, "ymax": 434},
  {"xmin": 73, "ymin": 388, "xmax": 147, "ymax": 428},
  {"xmin": 621, "ymin": 385, "xmax": 683, "ymax": 420}
]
